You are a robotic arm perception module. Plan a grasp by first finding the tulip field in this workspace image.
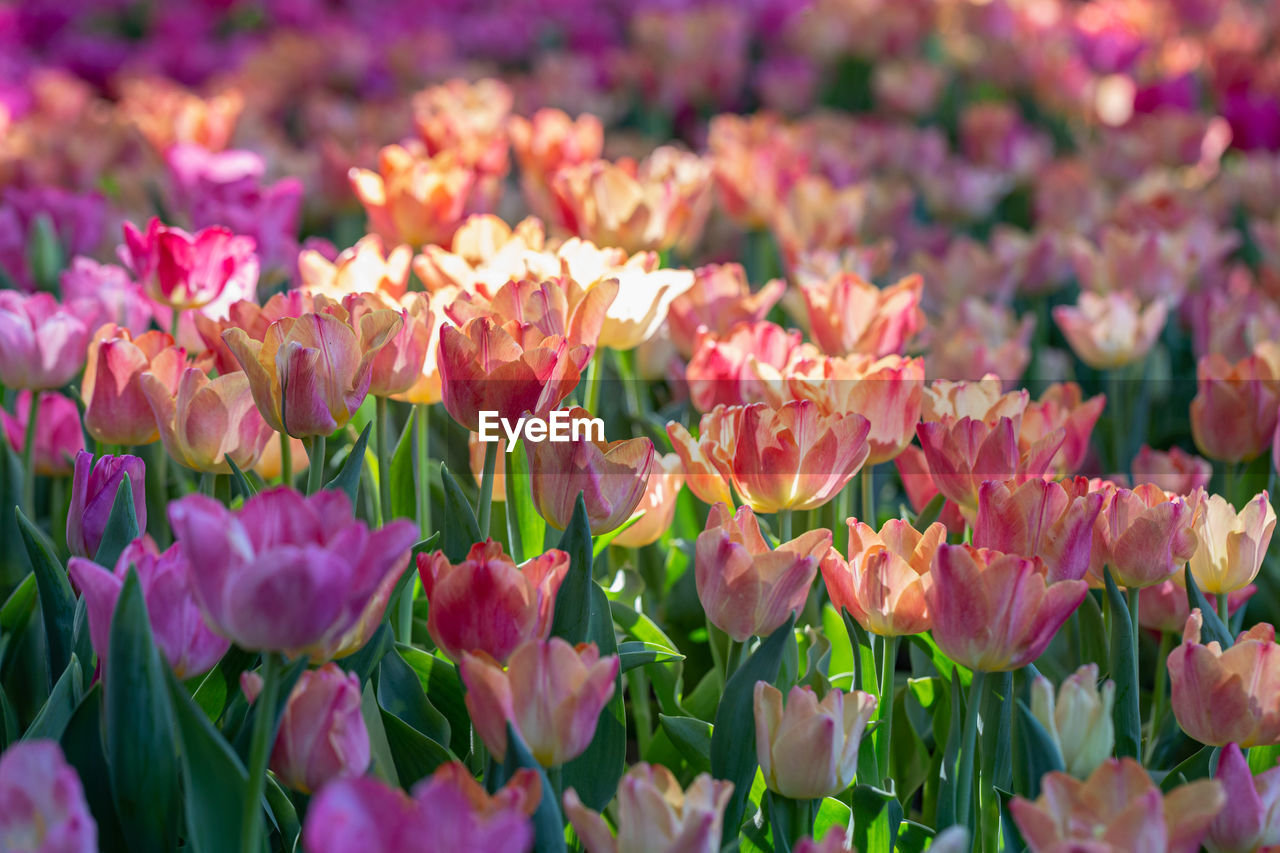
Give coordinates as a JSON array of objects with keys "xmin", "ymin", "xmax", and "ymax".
[{"xmin": 7, "ymin": 1, "xmax": 1280, "ymax": 851}]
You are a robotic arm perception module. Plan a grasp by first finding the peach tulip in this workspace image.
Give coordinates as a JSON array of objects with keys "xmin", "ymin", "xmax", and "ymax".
[
  {"xmin": 412, "ymin": 78, "xmax": 512, "ymax": 178},
  {"xmin": 1190, "ymin": 349, "xmax": 1280, "ymax": 463},
  {"xmin": 194, "ymin": 291, "xmax": 315, "ymax": 376},
  {"xmin": 296, "ymin": 234, "xmax": 412, "ymax": 302},
  {"xmin": 1131, "ymin": 445, "xmax": 1212, "ymax": 495},
  {"xmin": 1187, "ymin": 491, "xmax": 1276, "ymax": 594},
  {"xmin": 0, "ymin": 290, "xmax": 90, "ymax": 390},
  {"xmin": 445, "ymin": 275, "xmax": 615, "ymax": 357},
  {"xmin": 695, "ymin": 503, "xmax": 831, "ymax": 642},
  {"xmin": 685, "ymin": 321, "xmax": 809, "ymax": 412},
  {"xmin": 665, "ymin": 406, "xmax": 739, "ymax": 508},
  {"xmin": 612, "ymin": 453, "xmax": 685, "ymax": 548},
  {"xmin": 820, "ymin": 518, "xmax": 945, "ymax": 637},
  {"xmin": 920, "ymin": 376, "xmax": 1028, "ymax": 425},
  {"xmin": 339, "ymin": 292, "xmax": 432, "ymax": 398},
  {"xmin": 141, "ymin": 364, "xmax": 274, "ymax": 474},
  {"xmin": 800, "ymin": 271, "xmax": 925, "ymax": 358},
  {"xmin": 1029, "ymin": 664, "xmax": 1115, "ymax": 779},
  {"xmin": 1090, "ymin": 483, "xmax": 1199, "ymax": 588},
  {"xmin": 509, "ymin": 108, "xmax": 603, "ymax": 224},
  {"xmin": 666, "ymin": 263, "xmax": 786, "ymax": 359},
  {"xmin": 1053, "ymin": 289, "xmax": 1167, "ymax": 370},
  {"xmin": 459, "ymin": 637, "xmax": 618, "ymax": 766},
  {"xmin": 349, "ymin": 144, "xmax": 478, "ymax": 249},
  {"xmin": 754, "ymin": 683, "xmax": 877, "ymax": 799},
  {"xmin": 81, "ymin": 324, "xmax": 176, "ymax": 445},
  {"xmin": 974, "ymin": 478, "xmax": 1104, "ymax": 583}
]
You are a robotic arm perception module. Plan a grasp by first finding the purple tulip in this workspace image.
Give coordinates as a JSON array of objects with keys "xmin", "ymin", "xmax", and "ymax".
[{"xmin": 66, "ymin": 451, "xmax": 147, "ymax": 559}]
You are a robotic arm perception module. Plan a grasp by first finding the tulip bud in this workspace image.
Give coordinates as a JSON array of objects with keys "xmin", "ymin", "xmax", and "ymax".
[
  {"xmin": 1187, "ymin": 490, "xmax": 1276, "ymax": 594},
  {"xmin": 81, "ymin": 324, "xmax": 176, "ymax": 446},
  {"xmin": 66, "ymin": 451, "xmax": 147, "ymax": 559},
  {"xmin": 141, "ymin": 365, "xmax": 274, "ymax": 474},
  {"xmin": 1030, "ymin": 665, "xmax": 1115, "ymax": 779},
  {"xmin": 1052, "ymin": 290, "xmax": 1167, "ymax": 370},
  {"xmin": 1206, "ymin": 743, "xmax": 1280, "ymax": 853},
  {"xmin": 1091, "ymin": 483, "xmax": 1198, "ymax": 589},
  {"xmin": 0, "ymin": 740, "xmax": 97, "ymax": 853},
  {"xmin": 821, "ymin": 518, "xmax": 944, "ymax": 637},
  {"xmin": 754, "ymin": 682, "xmax": 877, "ymax": 800}
]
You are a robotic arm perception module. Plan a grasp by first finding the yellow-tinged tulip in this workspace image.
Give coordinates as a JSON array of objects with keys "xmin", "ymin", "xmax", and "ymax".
[
  {"xmin": 1030, "ymin": 664, "xmax": 1115, "ymax": 779},
  {"xmin": 820, "ymin": 518, "xmax": 945, "ymax": 637},
  {"xmin": 754, "ymin": 682, "xmax": 877, "ymax": 800},
  {"xmin": 1187, "ymin": 490, "xmax": 1276, "ymax": 594}
]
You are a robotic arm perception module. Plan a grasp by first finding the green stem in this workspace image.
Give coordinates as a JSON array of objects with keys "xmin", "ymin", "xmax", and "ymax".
[
  {"xmin": 375, "ymin": 397, "xmax": 392, "ymax": 525},
  {"xmin": 1127, "ymin": 586, "xmax": 1140, "ymax": 664},
  {"xmin": 477, "ymin": 440, "xmax": 498, "ymax": 537},
  {"xmin": 1146, "ymin": 631, "xmax": 1173, "ymax": 761},
  {"xmin": 278, "ymin": 433, "xmax": 292, "ymax": 488},
  {"xmin": 152, "ymin": 441, "xmax": 169, "ymax": 546},
  {"xmin": 20, "ymin": 393, "xmax": 38, "ymax": 520},
  {"xmin": 1224, "ymin": 462, "xmax": 1240, "ymax": 509},
  {"xmin": 547, "ymin": 765, "xmax": 564, "ymax": 806},
  {"xmin": 861, "ymin": 465, "xmax": 875, "ymax": 528},
  {"xmin": 835, "ymin": 483, "xmax": 851, "ymax": 553},
  {"xmin": 305, "ymin": 434, "xmax": 326, "ymax": 495},
  {"xmin": 241, "ymin": 652, "xmax": 282, "ymax": 853},
  {"xmin": 955, "ymin": 670, "xmax": 987, "ymax": 833},
  {"xmin": 583, "ymin": 353, "xmax": 602, "ymax": 415},
  {"xmin": 628, "ymin": 667, "xmax": 653, "ymax": 757},
  {"xmin": 169, "ymin": 307, "xmax": 182, "ymax": 340},
  {"xmin": 779, "ymin": 509, "xmax": 793, "ymax": 543},
  {"xmin": 415, "ymin": 405, "xmax": 431, "ymax": 537},
  {"xmin": 877, "ymin": 634, "xmax": 898, "ymax": 781},
  {"xmin": 1218, "ymin": 591, "xmax": 1231, "ymax": 629}
]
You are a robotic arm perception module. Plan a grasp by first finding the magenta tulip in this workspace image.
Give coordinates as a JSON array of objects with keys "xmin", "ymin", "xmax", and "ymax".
[{"xmin": 65, "ymin": 451, "xmax": 147, "ymax": 559}]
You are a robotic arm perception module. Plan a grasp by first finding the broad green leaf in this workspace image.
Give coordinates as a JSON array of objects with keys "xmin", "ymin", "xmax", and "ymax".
[
  {"xmin": 379, "ymin": 709, "xmax": 455, "ymax": 787},
  {"xmin": 562, "ymin": 581, "xmax": 626, "ymax": 811},
  {"xmin": 17, "ymin": 508, "xmax": 76, "ymax": 677},
  {"xmin": 93, "ymin": 478, "xmax": 139, "ymax": 569},
  {"xmin": 224, "ymin": 457, "xmax": 257, "ymax": 501},
  {"xmin": 23, "ymin": 653, "xmax": 83, "ymax": 741},
  {"xmin": 1077, "ymin": 592, "xmax": 1109, "ymax": 671},
  {"xmin": 495, "ymin": 723, "xmax": 567, "ymax": 853},
  {"xmin": 1185, "ymin": 566, "xmax": 1233, "ymax": 647},
  {"xmin": 1014, "ymin": 700, "xmax": 1064, "ymax": 798},
  {"xmin": 912, "ymin": 493, "xmax": 947, "ymax": 531},
  {"xmin": 340, "ymin": 622, "xmax": 393, "ymax": 685},
  {"xmin": 591, "ymin": 513, "xmax": 642, "ymax": 557},
  {"xmin": 389, "ymin": 409, "xmax": 417, "ymax": 520},
  {"xmin": 1249, "ymin": 743, "xmax": 1280, "ymax": 775},
  {"xmin": 439, "ymin": 465, "xmax": 482, "ymax": 563},
  {"xmin": 934, "ymin": 668, "xmax": 964, "ymax": 829},
  {"xmin": 1161, "ymin": 744, "xmax": 1216, "ymax": 791},
  {"xmin": 1104, "ymin": 568, "xmax": 1140, "ymax": 759},
  {"xmin": 0, "ymin": 573, "xmax": 36, "ymax": 632},
  {"xmin": 60, "ymin": 685, "xmax": 127, "ymax": 850},
  {"xmin": 397, "ymin": 645, "xmax": 472, "ymax": 758},
  {"xmin": 264, "ymin": 777, "xmax": 300, "ymax": 853},
  {"xmin": 618, "ymin": 639, "xmax": 684, "ymax": 672},
  {"xmin": 658, "ymin": 714, "xmax": 712, "ymax": 773},
  {"xmin": 851, "ymin": 784, "xmax": 902, "ymax": 853},
  {"xmin": 378, "ymin": 647, "xmax": 450, "ymax": 746},
  {"xmin": 813, "ymin": 796, "xmax": 853, "ymax": 843},
  {"xmin": 550, "ymin": 494, "xmax": 593, "ymax": 644},
  {"xmin": 326, "ymin": 422, "xmax": 372, "ymax": 504},
  {"xmin": 503, "ymin": 438, "xmax": 544, "ymax": 563}
]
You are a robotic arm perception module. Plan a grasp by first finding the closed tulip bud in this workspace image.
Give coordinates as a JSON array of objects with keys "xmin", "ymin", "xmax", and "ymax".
[
  {"xmin": 612, "ymin": 453, "xmax": 684, "ymax": 548},
  {"xmin": 754, "ymin": 682, "xmax": 877, "ymax": 800},
  {"xmin": 141, "ymin": 365, "xmax": 274, "ymax": 474},
  {"xmin": 0, "ymin": 740, "xmax": 96, "ymax": 853},
  {"xmin": 1191, "ymin": 348, "xmax": 1280, "ymax": 464},
  {"xmin": 1010, "ymin": 758, "xmax": 1224, "ymax": 853},
  {"xmin": 1030, "ymin": 665, "xmax": 1115, "ymax": 778},
  {"xmin": 801, "ymin": 271, "xmax": 925, "ymax": 358},
  {"xmin": 459, "ymin": 637, "xmax": 618, "ymax": 766},
  {"xmin": 666, "ymin": 406, "xmax": 739, "ymax": 507},
  {"xmin": 1206, "ymin": 742, "xmax": 1280, "ymax": 853},
  {"xmin": 1131, "ymin": 445, "xmax": 1213, "ymax": 495},
  {"xmin": 0, "ymin": 291, "xmax": 90, "ymax": 390},
  {"xmin": 1052, "ymin": 290, "xmax": 1167, "ymax": 370},
  {"xmin": 81, "ymin": 324, "xmax": 176, "ymax": 445},
  {"xmin": 916, "ymin": 416, "xmax": 1063, "ymax": 513},
  {"xmin": 66, "ymin": 451, "xmax": 147, "ymax": 559},
  {"xmin": 68, "ymin": 538, "xmax": 229, "ymax": 678},
  {"xmin": 695, "ymin": 503, "xmax": 830, "ymax": 642},
  {"xmin": 168, "ymin": 488, "xmax": 418, "ymax": 658},
  {"xmin": 417, "ymin": 540, "xmax": 569, "ymax": 664},
  {"xmin": 0, "ymin": 391, "xmax": 84, "ymax": 476},
  {"xmin": 927, "ymin": 545, "xmax": 1087, "ymax": 672},
  {"xmin": 974, "ymin": 478, "xmax": 1104, "ymax": 583},
  {"xmin": 1091, "ymin": 483, "xmax": 1199, "ymax": 588},
  {"xmin": 526, "ymin": 408, "xmax": 654, "ymax": 534},
  {"xmin": 821, "ymin": 518, "xmax": 945, "ymax": 637},
  {"xmin": 564, "ymin": 763, "xmax": 733, "ymax": 853},
  {"xmin": 120, "ymin": 217, "xmax": 258, "ymax": 311},
  {"xmin": 241, "ymin": 664, "xmax": 369, "ymax": 794},
  {"xmin": 1188, "ymin": 491, "xmax": 1276, "ymax": 594},
  {"xmin": 1169, "ymin": 610, "xmax": 1280, "ymax": 747}
]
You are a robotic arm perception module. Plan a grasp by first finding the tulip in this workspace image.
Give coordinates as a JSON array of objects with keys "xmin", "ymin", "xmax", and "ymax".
[
  {"xmin": 509, "ymin": 108, "xmax": 604, "ymax": 224},
  {"xmin": 0, "ymin": 290, "xmax": 90, "ymax": 390},
  {"xmin": 685, "ymin": 321, "xmax": 808, "ymax": 412},
  {"xmin": 194, "ymin": 291, "xmax": 315, "ymax": 376},
  {"xmin": 1206, "ymin": 743, "xmax": 1280, "ymax": 853},
  {"xmin": 666, "ymin": 263, "xmax": 786, "ymax": 359},
  {"xmin": 0, "ymin": 740, "xmax": 96, "ymax": 853},
  {"xmin": 891, "ymin": 445, "xmax": 967, "ymax": 536},
  {"xmin": 821, "ymin": 518, "xmax": 945, "ymax": 637},
  {"xmin": 0, "ymin": 391, "xmax": 84, "ymax": 476},
  {"xmin": 81, "ymin": 324, "xmax": 177, "ymax": 446},
  {"xmin": 390, "ymin": 292, "xmax": 451, "ymax": 406},
  {"xmin": 754, "ymin": 682, "xmax": 877, "ymax": 799},
  {"xmin": 1052, "ymin": 289, "xmax": 1167, "ymax": 370},
  {"xmin": 302, "ymin": 761, "xmax": 540, "ymax": 853},
  {"xmin": 417, "ymin": 540, "xmax": 569, "ymax": 664},
  {"xmin": 1168, "ymin": 610, "xmax": 1280, "ymax": 747},
  {"xmin": 120, "ymin": 217, "xmax": 259, "ymax": 312},
  {"xmin": 563, "ymin": 763, "xmax": 733, "ymax": 853},
  {"xmin": 296, "ymin": 234, "xmax": 412, "ymax": 302},
  {"xmin": 68, "ymin": 538, "xmax": 229, "ymax": 678},
  {"xmin": 412, "ymin": 77, "xmax": 512, "ymax": 177},
  {"xmin": 920, "ymin": 377, "xmax": 1028, "ymax": 425},
  {"xmin": 612, "ymin": 453, "xmax": 685, "ymax": 548},
  {"xmin": 167, "ymin": 488, "xmax": 418, "ymax": 658},
  {"xmin": 1009, "ymin": 757, "xmax": 1224, "ymax": 853},
  {"xmin": 695, "ymin": 503, "xmax": 830, "ymax": 642},
  {"xmin": 141, "ymin": 365, "xmax": 274, "ymax": 474},
  {"xmin": 1139, "ymin": 580, "xmax": 1255, "ymax": 634},
  {"xmin": 241, "ymin": 663, "xmax": 369, "ymax": 794},
  {"xmin": 1090, "ymin": 483, "xmax": 1199, "ymax": 589},
  {"xmin": 59, "ymin": 256, "xmax": 153, "ymax": 336},
  {"xmin": 729, "ymin": 401, "xmax": 870, "ymax": 513},
  {"xmin": 1019, "ymin": 383, "xmax": 1106, "ymax": 476},
  {"xmin": 927, "ymin": 544, "xmax": 1087, "ymax": 672},
  {"xmin": 973, "ymin": 478, "xmax": 1104, "ymax": 583},
  {"xmin": 666, "ymin": 406, "xmax": 739, "ymax": 507},
  {"xmin": 916, "ymin": 416, "xmax": 1064, "ymax": 513},
  {"xmin": 1190, "ymin": 349, "xmax": 1280, "ymax": 463},
  {"xmin": 1187, "ymin": 491, "xmax": 1276, "ymax": 595},
  {"xmin": 1132, "ymin": 445, "xmax": 1213, "ymax": 494},
  {"xmin": 342, "ymin": 292, "xmax": 431, "ymax": 398},
  {"xmin": 223, "ymin": 310, "xmax": 402, "ymax": 438},
  {"xmin": 801, "ymin": 271, "xmax": 924, "ymax": 358},
  {"xmin": 1029, "ymin": 664, "xmax": 1115, "ymax": 778},
  {"xmin": 66, "ymin": 451, "xmax": 147, "ymax": 559},
  {"xmin": 459, "ymin": 637, "xmax": 619, "ymax": 766},
  {"xmin": 350, "ymin": 144, "xmax": 477, "ymax": 249},
  {"xmin": 412, "ymin": 214, "xmax": 547, "ymax": 297},
  {"xmin": 446, "ymin": 274, "xmax": 615, "ymax": 359},
  {"xmin": 526, "ymin": 407, "xmax": 654, "ymax": 534},
  {"xmin": 924, "ymin": 298, "xmax": 1034, "ymax": 388}
]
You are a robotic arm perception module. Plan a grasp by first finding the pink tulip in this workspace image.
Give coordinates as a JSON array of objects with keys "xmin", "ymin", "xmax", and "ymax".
[
  {"xmin": 916, "ymin": 416, "xmax": 1064, "ymax": 513},
  {"xmin": 119, "ymin": 217, "xmax": 259, "ymax": 311},
  {"xmin": 167, "ymin": 488, "xmax": 418, "ymax": 659},
  {"xmin": 755, "ymin": 682, "xmax": 877, "ymax": 799},
  {"xmin": 241, "ymin": 664, "xmax": 369, "ymax": 794},
  {"xmin": 81, "ymin": 324, "xmax": 177, "ymax": 446},
  {"xmin": 0, "ymin": 391, "xmax": 84, "ymax": 477},
  {"xmin": 417, "ymin": 540, "xmax": 569, "ymax": 664},
  {"xmin": 66, "ymin": 451, "xmax": 147, "ymax": 559},
  {"xmin": 685, "ymin": 321, "xmax": 808, "ymax": 412},
  {"xmin": 1131, "ymin": 445, "xmax": 1212, "ymax": 495},
  {"xmin": 821, "ymin": 518, "xmax": 945, "ymax": 637},
  {"xmin": 68, "ymin": 537, "xmax": 229, "ymax": 678},
  {"xmin": 1190, "ymin": 349, "xmax": 1280, "ymax": 464},
  {"xmin": 0, "ymin": 290, "xmax": 90, "ymax": 391},
  {"xmin": 800, "ymin": 271, "xmax": 925, "ymax": 358},
  {"xmin": 973, "ymin": 478, "xmax": 1104, "ymax": 583},
  {"xmin": 59, "ymin": 257, "xmax": 153, "ymax": 335},
  {"xmin": 0, "ymin": 740, "xmax": 96, "ymax": 853},
  {"xmin": 666, "ymin": 263, "xmax": 785, "ymax": 359},
  {"xmin": 1090, "ymin": 483, "xmax": 1198, "ymax": 589},
  {"xmin": 1019, "ymin": 383, "xmax": 1105, "ymax": 476},
  {"xmin": 141, "ymin": 363, "xmax": 275, "ymax": 474},
  {"xmin": 1206, "ymin": 743, "xmax": 1280, "ymax": 853}
]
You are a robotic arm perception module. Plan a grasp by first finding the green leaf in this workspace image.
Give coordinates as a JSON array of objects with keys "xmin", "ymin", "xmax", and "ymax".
[
  {"xmin": 1104, "ymin": 568, "xmax": 1140, "ymax": 759},
  {"xmin": 60, "ymin": 685, "xmax": 127, "ymax": 851},
  {"xmin": 1248, "ymin": 743, "xmax": 1280, "ymax": 775},
  {"xmin": 23, "ymin": 653, "xmax": 84, "ymax": 741},
  {"xmin": 1077, "ymin": 592, "xmax": 1109, "ymax": 671},
  {"xmin": 658, "ymin": 714, "xmax": 712, "ymax": 773},
  {"xmin": 1184, "ymin": 566, "xmax": 1233, "ymax": 647},
  {"xmin": 550, "ymin": 494, "xmax": 593, "ymax": 644},
  {"xmin": 935, "ymin": 668, "xmax": 964, "ymax": 829},
  {"xmin": 814, "ymin": 796, "xmax": 853, "ymax": 845},
  {"xmin": 27, "ymin": 211, "xmax": 64, "ymax": 292},
  {"xmin": 340, "ymin": 622, "xmax": 394, "ymax": 685},
  {"xmin": 17, "ymin": 507, "xmax": 77, "ymax": 676},
  {"xmin": 591, "ymin": 513, "xmax": 642, "ymax": 557},
  {"xmin": 326, "ymin": 422, "xmax": 371, "ymax": 504},
  {"xmin": 439, "ymin": 465, "xmax": 483, "ymax": 563},
  {"xmin": 618, "ymin": 640, "xmax": 684, "ymax": 673},
  {"xmin": 497, "ymin": 723, "xmax": 567, "ymax": 853},
  {"xmin": 503, "ymin": 438, "xmax": 544, "ymax": 563},
  {"xmin": 224, "ymin": 457, "xmax": 257, "ymax": 501},
  {"xmin": 1014, "ymin": 700, "xmax": 1064, "ymax": 798},
  {"xmin": 0, "ymin": 573, "xmax": 37, "ymax": 632},
  {"xmin": 379, "ymin": 709, "xmax": 455, "ymax": 787},
  {"xmin": 389, "ymin": 409, "xmax": 417, "ymax": 520},
  {"xmin": 264, "ymin": 776, "xmax": 300, "ymax": 851},
  {"xmin": 912, "ymin": 493, "xmax": 946, "ymax": 531},
  {"xmin": 93, "ymin": 477, "xmax": 139, "ymax": 569},
  {"xmin": 851, "ymin": 784, "xmax": 902, "ymax": 853},
  {"xmin": 377, "ymin": 647, "xmax": 451, "ymax": 745},
  {"xmin": 105, "ymin": 570, "xmax": 179, "ymax": 853},
  {"xmin": 611, "ymin": 600, "xmax": 685, "ymax": 715},
  {"xmin": 165, "ymin": 666, "xmax": 249, "ymax": 853},
  {"xmin": 561, "ymin": 581, "xmax": 626, "ymax": 811},
  {"xmin": 397, "ymin": 645, "xmax": 472, "ymax": 758},
  {"xmin": 712, "ymin": 614, "xmax": 797, "ymax": 846},
  {"xmin": 190, "ymin": 646, "xmax": 256, "ymax": 722},
  {"xmin": 1161, "ymin": 744, "xmax": 1216, "ymax": 791}
]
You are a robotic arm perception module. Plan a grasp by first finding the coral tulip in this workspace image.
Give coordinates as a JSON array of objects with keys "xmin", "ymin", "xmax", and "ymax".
[
  {"xmin": 1091, "ymin": 483, "xmax": 1198, "ymax": 588},
  {"xmin": 0, "ymin": 391, "xmax": 84, "ymax": 476},
  {"xmin": 0, "ymin": 290, "xmax": 89, "ymax": 390},
  {"xmin": 611, "ymin": 452, "xmax": 684, "ymax": 548},
  {"xmin": 66, "ymin": 451, "xmax": 147, "ymax": 559},
  {"xmin": 920, "ymin": 377, "xmax": 1028, "ymax": 425},
  {"xmin": 973, "ymin": 478, "xmax": 1104, "ymax": 583},
  {"xmin": 754, "ymin": 682, "xmax": 877, "ymax": 799},
  {"xmin": 120, "ymin": 217, "xmax": 258, "ymax": 311},
  {"xmin": 1052, "ymin": 290, "xmax": 1167, "ymax": 370},
  {"xmin": 349, "ymin": 144, "xmax": 477, "ymax": 249},
  {"xmin": 81, "ymin": 324, "xmax": 176, "ymax": 445},
  {"xmin": 666, "ymin": 263, "xmax": 785, "ymax": 359},
  {"xmin": 1019, "ymin": 383, "xmax": 1106, "ymax": 476},
  {"xmin": 297, "ymin": 234, "xmax": 412, "ymax": 302},
  {"xmin": 509, "ymin": 108, "xmax": 604, "ymax": 224},
  {"xmin": 0, "ymin": 740, "xmax": 96, "ymax": 853},
  {"xmin": 820, "ymin": 518, "xmax": 945, "ymax": 636},
  {"xmin": 665, "ymin": 405, "xmax": 739, "ymax": 507},
  {"xmin": 1029, "ymin": 664, "xmax": 1115, "ymax": 778},
  {"xmin": 801, "ymin": 271, "xmax": 924, "ymax": 358},
  {"xmin": 342, "ymin": 292, "xmax": 432, "ymax": 398},
  {"xmin": 1187, "ymin": 491, "xmax": 1276, "ymax": 594},
  {"xmin": 916, "ymin": 416, "xmax": 1063, "ymax": 512},
  {"xmin": 1190, "ymin": 349, "xmax": 1280, "ymax": 463},
  {"xmin": 141, "ymin": 365, "xmax": 274, "ymax": 474},
  {"xmin": 685, "ymin": 321, "xmax": 808, "ymax": 412}
]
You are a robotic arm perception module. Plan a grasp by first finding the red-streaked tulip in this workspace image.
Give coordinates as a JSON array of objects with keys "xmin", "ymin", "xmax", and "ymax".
[
  {"xmin": 695, "ymin": 503, "xmax": 830, "ymax": 642},
  {"xmin": 920, "ymin": 377, "xmax": 1028, "ymax": 425},
  {"xmin": 120, "ymin": 217, "xmax": 258, "ymax": 311},
  {"xmin": 927, "ymin": 544, "xmax": 1087, "ymax": 672},
  {"xmin": 141, "ymin": 365, "xmax": 273, "ymax": 474},
  {"xmin": 1052, "ymin": 290, "xmax": 1167, "ymax": 370},
  {"xmin": 563, "ymin": 763, "xmax": 733, "ymax": 853},
  {"xmin": 241, "ymin": 663, "xmax": 369, "ymax": 794},
  {"xmin": 460, "ymin": 637, "xmax": 619, "ymax": 766},
  {"xmin": 1139, "ymin": 580, "xmax": 1255, "ymax": 635},
  {"xmin": 1168, "ymin": 610, "xmax": 1280, "ymax": 747},
  {"xmin": 754, "ymin": 682, "xmax": 877, "ymax": 799},
  {"xmin": 194, "ymin": 291, "xmax": 315, "ymax": 376},
  {"xmin": 1019, "ymin": 383, "xmax": 1106, "ymax": 476},
  {"xmin": 349, "ymin": 144, "xmax": 477, "ymax": 249},
  {"xmin": 1187, "ymin": 491, "xmax": 1276, "ymax": 594},
  {"xmin": 685, "ymin": 321, "xmax": 809, "ymax": 412},
  {"xmin": 916, "ymin": 416, "xmax": 1064, "ymax": 513},
  {"xmin": 526, "ymin": 407, "xmax": 654, "ymax": 534},
  {"xmin": 666, "ymin": 406, "xmax": 739, "ymax": 507},
  {"xmin": 167, "ymin": 488, "xmax": 418, "ymax": 659},
  {"xmin": 1090, "ymin": 483, "xmax": 1198, "ymax": 589},
  {"xmin": 974, "ymin": 478, "xmax": 1104, "ymax": 583},
  {"xmin": 1009, "ymin": 757, "xmax": 1224, "ymax": 853},
  {"xmin": 801, "ymin": 271, "xmax": 924, "ymax": 358},
  {"xmin": 81, "ymin": 324, "xmax": 176, "ymax": 445},
  {"xmin": 1131, "ymin": 445, "xmax": 1213, "ymax": 495},
  {"xmin": 1190, "ymin": 349, "xmax": 1280, "ymax": 463},
  {"xmin": 296, "ymin": 234, "xmax": 412, "ymax": 302},
  {"xmin": 0, "ymin": 740, "xmax": 96, "ymax": 853},
  {"xmin": 0, "ymin": 291, "xmax": 89, "ymax": 390},
  {"xmin": 509, "ymin": 108, "xmax": 604, "ymax": 224},
  {"xmin": 892, "ymin": 445, "xmax": 967, "ymax": 536},
  {"xmin": 612, "ymin": 453, "xmax": 684, "ymax": 548},
  {"xmin": 729, "ymin": 400, "xmax": 870, "ymax": 513},
  {"xmin": 445, "ymin": 274, "xmax": 616, "ymax": 360},
  {"xmin": 821, "ymin": 518, "xmax": 945, "ymax": 637},
  {"xmin": 1206, "ymin": 742, "xmax": 1280, "ymax": 853},
  {"xmin": 1029, "ymin": 664, "xmax": 1115, "ymax": 778},
  {"xmin": 0, "ymin": 391, "xmax": 84, "ymax": 476},
  {"xmin": 66, "ymin": 451, "xmax": 147, "ymax": 559},
  {"xmin": 417, "ymin": 540, "xmax": 569, "ymax": 664},
  {"xmin": 342, "ymin": 292, "xmax": 431, "ymax": 398},
  {"xmin": 666, "ymin": 263, "xmax": 786, "ymax": 359},
  {"xmin": 224, "ymin": 310, "xmax": 401, "ymax": 437},
  {"xmin": 68, "ymin": 538, "xmax": 229, "ymax": 678}
]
